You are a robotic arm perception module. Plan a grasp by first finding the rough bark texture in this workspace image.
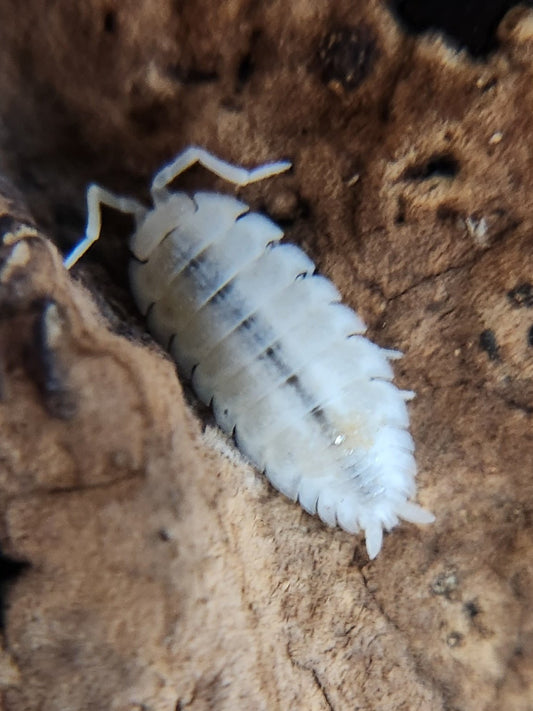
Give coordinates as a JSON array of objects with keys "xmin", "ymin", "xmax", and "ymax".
[{"xmin": 0, "ymin": 1, "xmax": 532, "ymax": 709}]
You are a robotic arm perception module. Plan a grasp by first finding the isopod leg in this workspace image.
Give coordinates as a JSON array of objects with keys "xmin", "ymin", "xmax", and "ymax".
[
  {"xmin": 63, "ymin": 185, "xmax": 146, "ymax": 269},
  {"xmin": 150, "ymin": 145, "xmax": 291, "ymax": 199}
]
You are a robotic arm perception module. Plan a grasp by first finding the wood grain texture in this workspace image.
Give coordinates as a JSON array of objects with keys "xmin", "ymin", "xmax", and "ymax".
[{"xmin": 0, "ymin": 1, "xmax": 532, "ymax": 709}]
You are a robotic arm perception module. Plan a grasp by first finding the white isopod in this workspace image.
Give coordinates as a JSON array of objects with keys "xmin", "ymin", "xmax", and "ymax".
[{"xmin": 64, "ymin": 146, "xmax": 434, "ymax": 559}]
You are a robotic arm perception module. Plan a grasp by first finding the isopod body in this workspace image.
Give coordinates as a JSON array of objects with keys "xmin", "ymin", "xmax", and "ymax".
[{"xmin": 64, "ymin": 146, "xmax": 434, "ymax": 558}]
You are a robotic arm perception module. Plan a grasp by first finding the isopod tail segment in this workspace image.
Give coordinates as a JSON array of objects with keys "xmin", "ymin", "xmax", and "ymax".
[{"xmin": 63, "ymin": 146, "xmax": 292, "ymax": 269}]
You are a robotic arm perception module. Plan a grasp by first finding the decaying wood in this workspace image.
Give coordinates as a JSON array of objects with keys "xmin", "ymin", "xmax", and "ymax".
[{"xmin": 0, "ymin": 1, "xmax": 532, "ymax": 709}]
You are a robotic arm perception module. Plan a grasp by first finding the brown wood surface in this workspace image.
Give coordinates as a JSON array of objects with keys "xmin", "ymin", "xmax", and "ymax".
[{"xmin": 0, "ymin": 2, "xmax": 532, "ymax": 709}]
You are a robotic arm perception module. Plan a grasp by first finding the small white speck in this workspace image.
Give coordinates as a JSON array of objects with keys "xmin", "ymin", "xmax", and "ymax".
[
  {"xmin": 346, "ymin": 173, "xmax": 360, "ymax": 187},
  {"xmin": 0, "ymin": 240, "xmax": 31, "ymax": 283},
  {"xmin": 465, "ymin": 215, "xmax": 489, "ymax": 247}
]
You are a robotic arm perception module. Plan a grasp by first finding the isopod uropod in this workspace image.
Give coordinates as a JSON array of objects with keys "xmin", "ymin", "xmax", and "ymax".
[{"xmin": 64, "ymin": 146, "xmax": 434, "ymax": 558}]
